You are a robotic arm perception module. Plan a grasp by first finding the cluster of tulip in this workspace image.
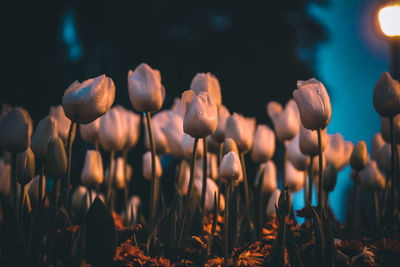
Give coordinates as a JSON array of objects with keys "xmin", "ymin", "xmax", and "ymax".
[{"xmin": 0, "ymin": 63, "xmax": 399, "ymax": 267}]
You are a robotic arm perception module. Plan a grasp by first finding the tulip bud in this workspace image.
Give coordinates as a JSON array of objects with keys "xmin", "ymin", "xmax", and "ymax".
[
  {"xmin": 128, "ymin": 63, "xmax": 165, "ymax": 112},
  {"xmin": 31, "ymin": 116, "xmax": 58, "ymax": 160},
  {"xmin": 278, "ymin": 187, "xmax": 291, "ymax": 216},
  {"xmin": 182, "ymin": 90, "xmax": 218, "ymax": 138},
  {"xmin": 62, "ymin": 74, "xmax": 116, "ymax": 124},
  {"xmin": 114, "ymin": 157, "xmax": 128, "ymax": 189},
  {"xmin": 285, "ymin": 161, "xmax": 304, "ymax": 192},
  {"xmin": 171, "ymin": 97, "xmax": 183, "ymax": 116},
  {"xmin": 80, "ymin": 117, "xmax": 100, "ymax": 144},
  {"xmin": 16, "ymin": 148, "xmax": 35, "ymax": 186},
  {"xmin": 142, "ymin": 151, "xmax": 162, "ymax": 180},
  {"xmin": 160, "ymin": 111, "xmax": 184, "ymax": 158},
  {"xmin": 380, "ymin": 115, "xmax": 400, "ymax": 144},
  {"xmin": 177, "ymin": 160, "xmax": 191, "ymax": 196},
  {"xmin": 71, "ymin": 186, "xmax": 105, "ymax": 220},
  {"xmin": 195, "ymin": 177, "xmax": 225, "ymax": 213},
  {"xmin": 285, "ymin": 135, "xmax": 310, "ymax": 171},
  {"xmin": 373, "ymin": 72, "xmax": 400, "ymax": 118},
  {"xmin": 0, "ymin": 107, "xmax": 32, "ymax": 153},
  {"xmin": 371, "ymin": 133, "xmax": 385, "ymax": 168},
  {"xmin": 144, "ymin": 111, "xmax": 170, "ymax": 154},
  {"xmin": 126, "ymin": 195, "xmax": 141, "ymax": 224},
  {"xmin": 293, "ymin": 78, "xmax": 331, "ymax": 130},
  {"xmin": 0, "ymin": 159, "xmax": 11, "ymax": 196},
  {"xmin": 225, "ymin": 113, "xmax": 256, "ymax": 153},
  {"xmin": 359, "ymin": 161, "xmax": 385, "ymax": 192},
  {"xmin": 266, "ymin": 189, "xmax": 280, "ymax": 218},
  {"xmin": 323, "ymin": 163, "xmax": 338, "ymax": 193},
  {"xmin": 45, "ymin": 137, "xmax": 67, "ymax": 180},
  {"xmin": 190, "ymin": 72, "xmax": 222, "ymax": 109},
  {"xmin": 260, "ymin": 161, "xmax": 277, "ymax": 194},
  {"xmin": 299, "ymin": 124, "xmax": 328, "ymax": 156},
  {"xmin": 124, "ymin": 110, "xmax": 141, "ymax": 149},
  {"xmin": 219, "ymin": 151, "xmax": 242, "ymax": 181},
  {"xmin": 211, "ymin": 105, "xmax": 230, "ymax": 143},
  {"xmin": 378, "ymin": 143, "xmax": 400, "ymax": 174},
  {"xmin": 99, "ymin": 106, "xmax": 128, "ymax": 152},
  {"xmin": 324, "ymin": 133, "xmax": 353, "ymax": 171},
  {"xmin": 251, "ymin": 124, "xmax": 275, "ymax": 163},
  {"xmin": 223, "ymin": 138, "xmax": 239, "ymax": 156},
  {"xmin": 81, "ymin": 150, "xmax": 104, "ymax": 187},
  {"xmin": 267, "ymin": 100, "xmax": 300, "ymax": 142},
  {"xmin": 182, "ymin": 134, "xmax": 204, "ymax": 160},
  {"xmin": 49, "ymin": 105, "xmax": 71, "ymax": 143},
  {"xmin": 350, "ymin": 141, "xmax": 368, "ymax": 172},
  {"xmin": 26, "ymin": 175, "xmax": 46, "ymax": 205}
]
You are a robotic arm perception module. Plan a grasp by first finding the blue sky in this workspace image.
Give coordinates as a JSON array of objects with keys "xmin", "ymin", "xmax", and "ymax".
[{"xmin": 293, "ymin": 0, "xmax": 390, "ymax": 222}]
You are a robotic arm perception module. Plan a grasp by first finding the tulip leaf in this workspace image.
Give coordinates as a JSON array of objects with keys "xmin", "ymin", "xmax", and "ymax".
[
  {"xmin": 0, "ymin": 194, "xmax": 30, "ymax": 266},
  {"xmin": 305, "ymin": 200, "xmax": 325, "ymax": 263},
  {"xmin": 285, "ymin": 224, "xmax": 303, "ymax": 267},
  {"xmin": 84, "ymin": 197, "xmax": 116, "ymax": 266},
  {"xmin": 269, "ymin": 220, "xmax": 285, "ymax": 267}
]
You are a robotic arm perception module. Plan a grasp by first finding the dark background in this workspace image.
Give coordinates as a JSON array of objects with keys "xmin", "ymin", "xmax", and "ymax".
[{"xmin": 1, "ymin": 0, "xmax": 328, "ymax": 209}]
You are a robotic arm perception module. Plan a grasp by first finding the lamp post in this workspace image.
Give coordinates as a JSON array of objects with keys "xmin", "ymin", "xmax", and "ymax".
[{"xmin": 378, "ymin": 2, "xmax": 400, "ymax": 80}]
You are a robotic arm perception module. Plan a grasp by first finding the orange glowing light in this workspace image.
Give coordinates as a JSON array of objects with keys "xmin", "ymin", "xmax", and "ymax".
[{"xmin": 378, "ymin": 4, "xmax": 400, "ymax": 37}]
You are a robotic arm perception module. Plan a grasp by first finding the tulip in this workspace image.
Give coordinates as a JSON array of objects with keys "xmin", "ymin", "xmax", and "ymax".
[
  {"xmin": 99, "ymin": 106, "xmax": 128, "ymax": 152},
  {"xmin": 350, "ymin": 141, "xmax": 368, "ymax": 172},
  {"xmin": 161, "ymin": 111, "xmax": 184, "ymax": 158},
  {"xmin": 142, "ymin": 151, "xmax": 162, "ymax": 180},
  {"xmin": 114, "ymin": 157, "xmax": 129, "ymax": 189},
  {"xmin": 266, "ymin": 189, "xmax": 281, "ymax": 218},
  {"xmin": 359, "ymin": 160, "xmax": 385, "ymax": 192},
  {"xmin": 144, "ymin": 111, "xmax": 170, "ymax": 154},
  {"xmin": 190, "ymin": 72, "xmax": 222, "ymax": 109},
  {"xmin": 26, "ymin": 175, "xmax": 46, "ymax": 207},
  {"xmin": 285, "ymin": 161, "xmax": 304, "ymax": 192},
  {"xmin": 177, "ymin": 160, "xmax": 191, "ymax": 196},
  {"xmin": 126, "ymin": 195, "xmax": 141, "ymax": 224},
  {"xmin": 373, "ymin": 72, "xmax": 400, "ymax": 118},
  {"xmin": 71, "ymin": 186, "xmax": 105, "ymax": 220},
  {"xmin": 62, "ymin": 74, "xmax": 115, "ymax": 124},
  {"xmin": 124, "ymin": 110, "xmax": 141, "ymax": 150},
  {"xmin": 0, "ymin": 107, "xmax": 32, "ymax": 153},
  {"xmin": 81, "ymin": 150, "xmax": 104, "ymax": 188},
  {"xmin": 219, "ymin": 151, "xmax": 242, "ymax": 181},
  {"xmin": 46, "ymin": 137, "xmax": 67, "ymax": 180},
  {"xmin": 260, "ymin": 161, "xmax": 277, "ymax": 195},
  {"xmin": 171, "ymin": 97, "xmax": 183, "ymax": 116},
  {"xmin": 251, "ymin": 124, "xmax": 275, "ymax": 163},
  {"xmin": 182, "ymin": 134, "xmax": 204, "ymax": 160},
  {"xmin": 223, "ymin": 138, "xmax": 239, "ymax": 156},
  {"xmin": 225, "ymin": 113, "xmax": 256, "ymax": 153},
  {"xmin": 211, "ymin": 105, "xmax": 230, "ymax": 143},
  {"xmin": 285, "ymin": 135, "xmax": 310, "ymax": 171},
  {"xmin": 293, "ymin": 78, "xmax": 331, "ymax": 130},
  {"xmin": 194, "ymin": 178, "xmax": 225, "ymax": 212},
  {"xmin": 0, "ymin": 159, "xmax": 11, "ymax": 196},
  {"xmin": 266, "ymin": 99, "xmax": 300, "ymax": 142},
  {"xmin": 181, "ymin": 90, "xmax": 218, "ymax": 138},
  {"xmin": 128, "ymin": 63, "xmax": 165, "ymax": 112},
  {"xmin": 80, "ymin": 117, "xmax": 101, "ymax": 145},
  {"xmin": 323, "ymin": 163, "xmax": 338, "ymax": 193},
  {"xmin": 371, "ymin": 133, "xmax": 386, "ymax": 169},
  {"xmin": 16, "ymin": 148, "xmax": 35, "ymax": 186},
  {"xmin": 49, "ymin": 105, "xmax": 71, "ymax": 143},
  {"xmin": 324, "ymin": 133, "xmax": 353, "ymax": 171},
  {"xmin": 381, "ymin": 115, "xmax": 400, "ymax": 144},
  {"xmin": 299, "ymin": 124, "xmax": 328, "ymax": 156},
  {"xmin": 31, "ymin": 116, "xmax": 58, "ymax": 161}
]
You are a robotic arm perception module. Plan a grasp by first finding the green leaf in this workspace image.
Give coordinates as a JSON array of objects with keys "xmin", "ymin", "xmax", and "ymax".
[
  {"xmin": 84, "ymin": 197, "xmax": 116, "ymax": 266},
  {"xmin": 269, "ymin": 221, "xmax": 285, "ymax": 267},
  {"xmin": 285, "ymin": 224, "xmax": 303, "ymax": 267},
  {"xmin": 306, "ymin": 200, "xmax": 325, "ymax": 263}
]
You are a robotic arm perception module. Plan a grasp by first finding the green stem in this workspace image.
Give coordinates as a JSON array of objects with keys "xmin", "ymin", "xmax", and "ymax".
[
  {"xmin": 218, "ymin": 142, "xmax": 223, "ymax": 166},
  {"xmin": 38, "ymin": 163, "xmax": 45, "ymax": 213},
  {"xmin": 146, "ymin": 112, "xmax": 157, "ymax": 222},
  {"xmin": 224, "ymin": 180, "xmax": 232, "ymax": 267},
  {"xmin": 282, "ymin": 147, "xmax": 287, "ymax": 187},
  {"xmin": 303, "ymin": 169, "xmax": 308, "ymax": 207},
  {"xmin": 123, "ymin": 150, "xmax": 129, "ymax": 209},
  {"xmin": 200, "ymin": 137, "xmax": 208, "ymax": 212},
  {"xmin": 11, "ymin": 153, "xmax": 17, "ymax": 209},
  {"xmin": 88, "ymin": 187, "xmax": 93, "ymax": 207},
  {"xmin": 308, "ymin": 156, "xmax": 314, "ymax": 205},
  {"xmin": 374, "ymin": 191, "xmax": 380, "ymax": 228},
  {"xmin": 240, "ymin": 153, "xmax": 250, "ymax": 216},
  {"xmin": 19, "ymin": 184, "xmax": 25, "ymax": 223},
  {"xmin": 178, "ymin": 137, "xmax": 199, "ymax": 248},
  {"xmin": 389, "ymin": 117, "xmax": 396, "ymax": 223},
  {"xmin": 317, "ymin": 128, "xmax": 323, "ymax": 215},
  {"xmin": 106, "ymin": 150, "xmax": 115, "ymax": 209},
  {"xmin": 94, "ymin": 140, "xmax": 100, "ymax": 152},
  {"xmin": 65, "ymin": 121, "xmax": 77, "ymax": 211},
  {"xmin": 351, "ymin": 172, "xmax": 359, "ymax": 230}
]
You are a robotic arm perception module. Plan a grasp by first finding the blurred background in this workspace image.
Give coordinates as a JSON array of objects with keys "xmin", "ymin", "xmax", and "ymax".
[{"xmin": 1, "ymin": 0, "xmax": 392, "ymax": 222}]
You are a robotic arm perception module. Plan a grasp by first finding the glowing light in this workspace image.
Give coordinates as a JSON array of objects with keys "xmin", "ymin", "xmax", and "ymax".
[{"xmin": 378, "ymin": 5, "xmax": 400, "ymax": 37}]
